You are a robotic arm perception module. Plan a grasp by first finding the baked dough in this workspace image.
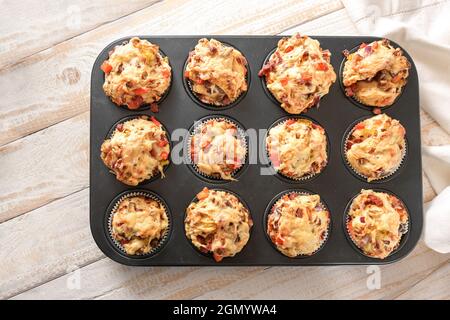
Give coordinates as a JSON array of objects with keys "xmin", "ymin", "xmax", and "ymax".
[
  {"xmin": 343, "ymin": 39, "xmax": 410, "ymax": 107},
  {"xmin": 101, "ymin": 116, "xmax": 170, "ymax": 186},
  {"xmin": 267, "ymin": 193, "xmax": 330, "ymax": 257},
  {"xmin": 102, "ymin": 37, "xmax": 171, "ymax": 109},
  {"xmin": 185, "ymin": 38, "xmax": 248, "ymax": 106},
  {"xmin": 347, "ymin": 189, "xmax": 408, "ymax": 259},
  {"xmin": 259, "ymin": 33, "xmax": 336, "ymax": 114},
  {"xmin": 190, "ymin": 118, "xmax": 246, "ymax": 180},
  {"xmin": 266, "ymin": 118, "xmax": 327, "ymax": 179},
  {"xmin": 346, "ymin": 114, "xmax": 405, "ymax": 181},
  {"xmin": 185, "ymin": 188, "xmax": 252, "ymax": 262},
  {"xmin": 112, "ymin": 196, "xmax": 169, "ymax": 255}
]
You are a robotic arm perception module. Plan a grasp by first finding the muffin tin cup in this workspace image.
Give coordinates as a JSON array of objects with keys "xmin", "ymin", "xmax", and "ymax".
[
  {"xmin": 343, "ymin": 189, "xmax": 410, "ymax": 260},
  {"xmin": 265, "ymin": 116, "xmax": 330, "ymax": 183},
  {"xmin": 182, "ymin": 41, "xmax": 251, "ymax": 111},
  {"xmin": 263, "ymin": 189, "xmax": 331, "ymax": 258},
  {"xmin": 104, "ymin": 114, "xmax": 172, "ymax": 185},
  {"xmin": 186, "ymin": 115, "xmax": 249, "ymax": 182},
  {"xmin": 342, "ymin": 116, "xmax": 407, "ymax": 183},
  {"xmin": 184, "ymin": 188, "xmax": 253, "ymax": 262},
  {"xmin": 91, "ymin": 36, "xmax": 422, "ymax": 266},
  {"xmin": 104, "ymin": 39, "xmax": 173, "ymax": 111},
  {"xmin": 105, "ymin": 190, "xmax": 172, "ymax": 259},
  {"xmin": 338, "ymin": 42, "xmax": 407, "ymax": 112}
]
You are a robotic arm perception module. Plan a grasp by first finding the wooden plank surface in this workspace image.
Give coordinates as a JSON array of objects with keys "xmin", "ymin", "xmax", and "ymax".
[
  {"xmin": 1, "ymin": 0, "xmax": 449, "ymax": 300},
  {"xmin": 0, "ymin": 0, "xmax": 160, "ymax": 69}
]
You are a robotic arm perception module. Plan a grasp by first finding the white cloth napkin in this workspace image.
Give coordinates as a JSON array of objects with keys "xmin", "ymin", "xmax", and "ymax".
[{"xmin": 342, "ymin": 0, "xmax": 450, "ymax": 253}]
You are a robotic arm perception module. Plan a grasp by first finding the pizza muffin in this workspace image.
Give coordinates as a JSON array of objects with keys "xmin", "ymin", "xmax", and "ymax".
[
  {"xmin": 267, "ymin": 192, "xmax": 330, "ymax": 257},
  {"xmin": 111, "ymin": 195, "xmax": 169, "ymax": 255},
  {"xmin": 342, "ymin": 39, "xmax": 410, "ymax": 107},
  {"xmin": 258, "ymin": 33, "xmax": 336, "ymax": 114},
  {"xmin": 101, "ymin": 37, "xmax": 172, "ymax": 110},
  {"xmin": 266, "ymin": 118, "xmax": 327, "ymax": 180},
  {"xmin": 101, "ymin": 116, "xmax": 170, "ymax": 186},
  {"xmin": 347, "ymin": 189, "xmax": 408, "ymax": 259},
  {"xmin": 345, "ymin": 114, "xmax": 405, "ymax": 182},
  {"xmin": 184, "ymin": 38, "xmax": 248, "ymax": 106},
  {"xmin": 190, "ymin": 118, "xmax": 246, "ymax": 180},
  {"xmin": 185, "ymin": 188, "xmax": 252, "ymax": 262}
]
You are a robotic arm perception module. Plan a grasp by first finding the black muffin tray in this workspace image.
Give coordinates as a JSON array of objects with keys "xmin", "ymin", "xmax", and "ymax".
[{"xmin": 90, "ymin": 36, "xmax": 422, "ymax": 266}]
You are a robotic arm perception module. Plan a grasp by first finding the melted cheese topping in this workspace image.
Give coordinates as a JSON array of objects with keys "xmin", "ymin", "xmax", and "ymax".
[
  {"xmin": 102, "ymin": 37, "xmax": 171, "ymax": 109},
  {"xmin": 347, "ymin": 189, "xmax": 408, "ymax": 259},
  {"xmin": 266, "ymin": 119, "xmax": 327, "ymax": 179},
  {"xmin": 185, "ymin": 38, "xmax": 248, "ymax": 106},
  {"xmin": 346, "ymin": 114, "xmax": 405, "ymax": 182},
  {"xmin": 343, "ymin": 40, "xmax": 410, "ymax": 107},
  {"xmin": 190, "ymin": 119, "xmax": 246, "ymax": 180},
  {"xmin": 101, "ymin": 117, "xmax": 170, "ymax": 186},
  {"xmin": 112, "ymin": 196, "xmax": 169, "ymax": 255},
  {"xmin": 185, "ymin": 188, "xmax": 252, "ymax": 262},
  {"xmin": 267, "ymin": 193, "xmax": 329, "ymax": 257},
  {"xmin": 259, "ymin": 33, "xmax": 336, "ymax": 114}
]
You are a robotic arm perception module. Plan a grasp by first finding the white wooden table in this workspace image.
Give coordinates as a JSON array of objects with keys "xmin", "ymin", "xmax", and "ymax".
[{"xmin": 1, "ymin": 0, "xmax": 449, "ymax": 300}]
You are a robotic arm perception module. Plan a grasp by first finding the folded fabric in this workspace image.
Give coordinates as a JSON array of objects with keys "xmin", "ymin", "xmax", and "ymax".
[
  {"xmin": 342, "ymin": 0, "xmax": 450, "ymax": 253},
  {"xmin": 424, "ymin": 186, "xmax": 450, "ymax": 253}
]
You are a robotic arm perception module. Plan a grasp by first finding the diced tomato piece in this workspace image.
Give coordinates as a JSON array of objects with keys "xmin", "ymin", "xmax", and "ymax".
[
  {"xmin": 184, "ymin": 71, "xmax": 190, "ymax": 78},
  {"xmin": 372, "ymin": 41, "xmax": 379, "ymax": 49},
  {"xmin": 360, "ymin": 216, "xmax": 366, "ymax": 223},
  {"xmin": 133, "ymin": 87, "xmax": 149, "ymax": 95},
  {"xmin": 162, "ymin": 69, "xmax": 171, "ymax": 78},
  {"xmin": 150, "ymin": 103, "xmax": 159, "ymax": 113},
  {"xmin": 285, "ymin": 45, "xmax": 294, "ymax": 53},
  {"xmin": 158, "ymin": 140, "xmax": 168, "ymax": 147},
  {"xmin": 316, "ymin": 62, "xmax": 329, "ymax": 71},
  {"xmin": 286, "ymin": 119, "xmax": 296, "ymax": 126},
  {"xmin": 150, "ymin": 116, "xmax": 161, "ymax": 126},
  {"xmin": 280, "ymin": 77, "xmax": 289, "ymax": 86},
  {"xmin": 127, "ymin": 96, "xmax": 143, "ymax": 109},
  {"xmin": 275, "ymin": 236, "xmax": 284, "ymax": 245},
  {"xmin": 101, "ymin": 61, "xmax": 112, "ymax": 74},
  {"xmin": 373, "ymin": 107, "xmax": 382, "ymax": 115},
  {"xmin": 355, "ymin": 123, "xmax": 365, "ymax": 130},
  {"xmin": 160, "ymin": 151, "xmax": 169, "ymax": 160},
  {"xmin": 360, "ymin": 42, "xmax": 367, "ymax": 49},
  {"xmin": 213, "ymin": 253, "xmax": 223, "ymax": 262},
  {"xmin": 197, "ymin": 187, "xmax": 209, "ymax": 200}
]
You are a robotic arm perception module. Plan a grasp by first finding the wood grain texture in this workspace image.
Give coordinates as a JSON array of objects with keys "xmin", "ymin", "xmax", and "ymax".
[
  {"xmin": 395, "ymin": 261, "xmax": 450, "ymax": 299},
  {"xmin": 0, "ymin": 189, "xmax": 103, "ymax": 299},
  {"xmin": 13, "ymin": 242, "xmax": 449, "ymax": 300},
  {"xmin": 0, "ymin": 113, "xmax": 89, "ymax": 223},
  {"xmin": 0, "ymin": 0, "xmax": 342, "ymax": 147},
  {"xmin": 1, "ymin": 0, "xmax": 449, "ymax": 300},
  {"xmin": 0, "ymin": 0, "xmax": 160, "ymax": 69}
]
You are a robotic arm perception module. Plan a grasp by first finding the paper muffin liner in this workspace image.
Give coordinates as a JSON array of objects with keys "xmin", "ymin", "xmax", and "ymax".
[
  {"xmin": 344, "ymin": 191, "xmax": 410, "ymax": 259},
  {"xmin": 183, "ymin": 44, "xmax": 250, "ymax": 109},
  {"xmin": 184, "ymin": 188, "xmax": 253, "ymax": 261},
  {"xmin": 265, "ymin": 190, "xmax": 331, "ymax": 258},
  {"xmin": 343, "ymin": 120, "xmax": 407, "ymax": 182},
  {"xmin": 105, "ymin": 40, "xmax": 173, "ymax": 111},
  {"xmin": 105, "ymin": 114, "xmax": 171, "ymax": 184},
  {"xmin": 187, "ymin": 116, "xmax": 248, "ymax": 182},
  {"xmin": 265, "ymin": 117, "xmax": 328, "ymax": 182},
  {"xmin": 107, "ymin": 190, "xmax": 171, "ymax": 257}
]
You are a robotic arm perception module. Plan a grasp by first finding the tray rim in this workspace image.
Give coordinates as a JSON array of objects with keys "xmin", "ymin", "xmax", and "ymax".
[{"xmin": 89, "ymin": 35, "xmax": 422, "ymax": 266}]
